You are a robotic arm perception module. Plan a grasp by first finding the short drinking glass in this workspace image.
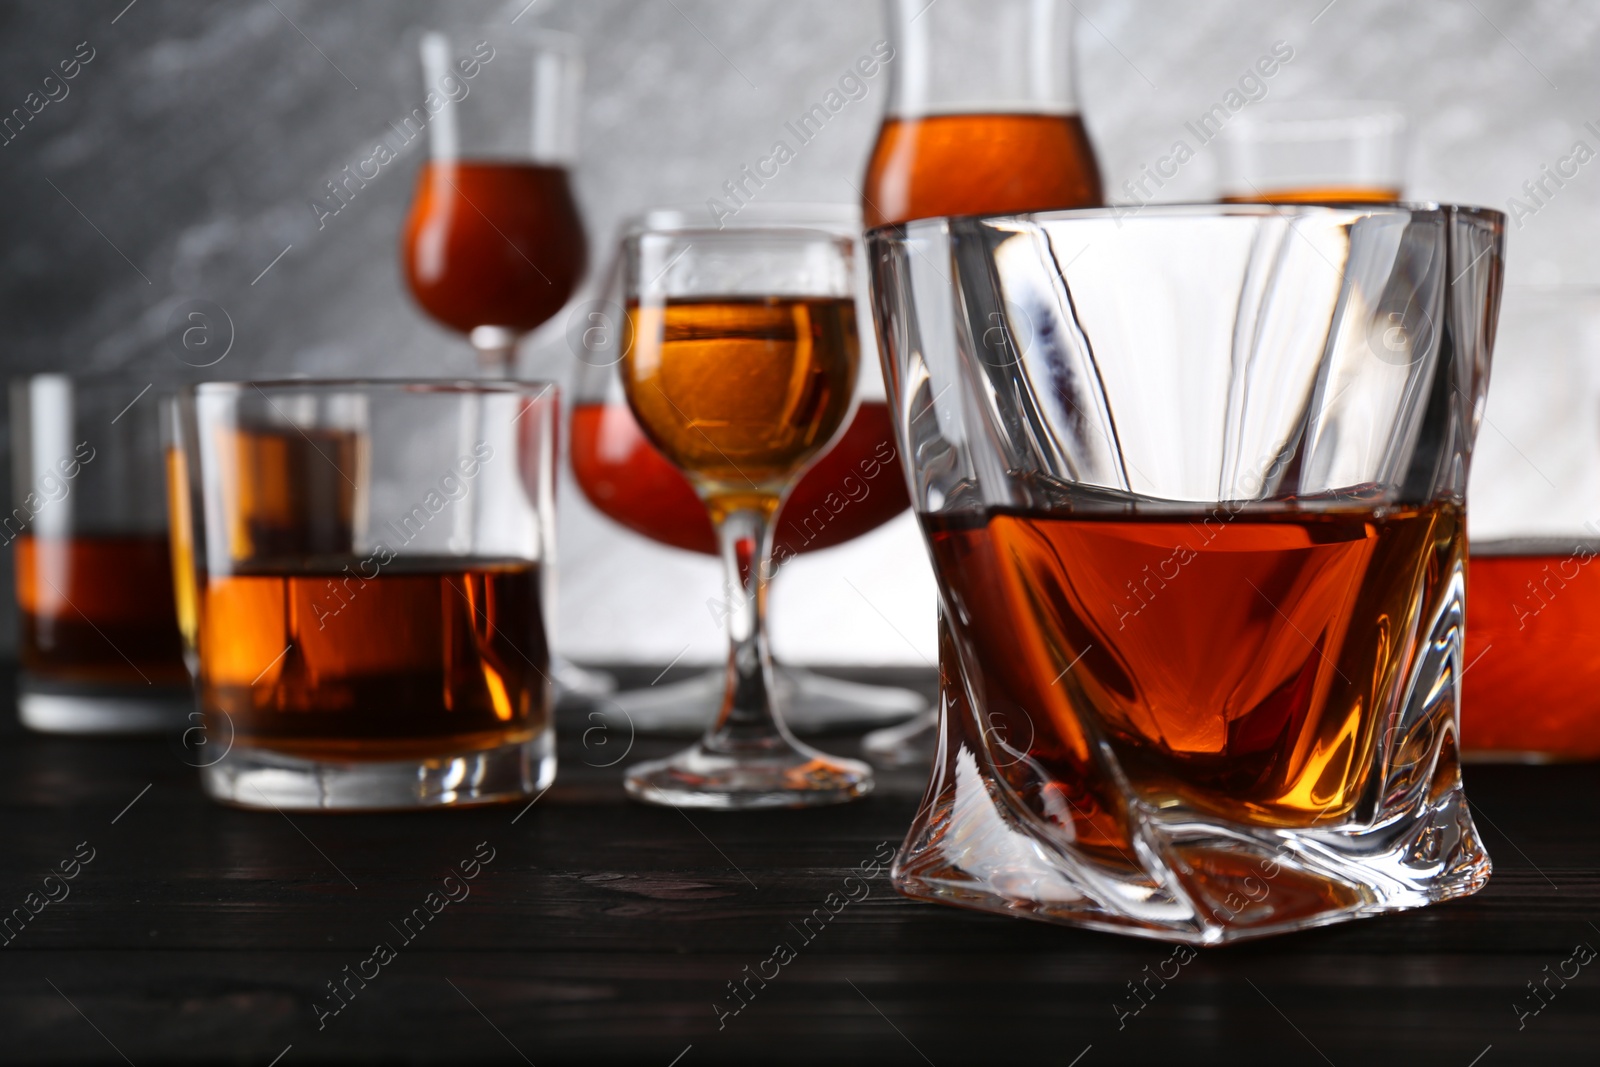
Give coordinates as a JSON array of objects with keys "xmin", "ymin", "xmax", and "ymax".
[
  {"xmin": 170, "ymin": 380, "xmax": 558, "ymax": 810},
  {"xmin": 10, "ymin": 375, "xmax": 189, "ymax": 733},
  {"xmin": 869, "ymin": 202, "xmax": 1502, "ymax": 942}
]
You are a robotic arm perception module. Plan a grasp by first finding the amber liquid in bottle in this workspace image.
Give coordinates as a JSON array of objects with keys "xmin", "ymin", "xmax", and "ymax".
[
  {"xmin": 925, "ymin": 502, "xmax": 1462, "ymax": 848},
  {"xmin": 570, "ymin": 399, "xmax": 908, "ymax": 556},
  {"xmin": 1221, "ymin": 187, "xmax": 1402, "ymax": 205},
  {"xmin": 620, "ymin": 296, "xmax": 859, "ymax": 514},
  {"xmin": 15, "ymin": 534, "xmax": 188, "ymax": 686},
  {"xmin": 1462, "ymin": 549, "xmax": 1600, "ymax": 759},
  {"xmin": 402, "ymin": 160, "xmax": 587, "ymax": 334},
  {"xmin": 861, "ymin": 112, "xmax": 1105, "ymax": 227},
  {"xmin": 201, "ymin": 558, "xmax": 549, "ymax": 761}
]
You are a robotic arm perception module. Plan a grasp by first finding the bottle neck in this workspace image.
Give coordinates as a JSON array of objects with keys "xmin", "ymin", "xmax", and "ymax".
[{"xmin": 882, "ymin": 0, "xmax": 1082, "ymax": 119}]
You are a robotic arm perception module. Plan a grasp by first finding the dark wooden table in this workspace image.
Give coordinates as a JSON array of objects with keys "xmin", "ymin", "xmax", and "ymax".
[{"xmin": 0, "ymin": 663, "xmax": 1595, "ymax": 1065}]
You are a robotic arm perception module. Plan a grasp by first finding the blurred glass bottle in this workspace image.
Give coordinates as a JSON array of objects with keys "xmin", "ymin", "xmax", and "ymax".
[
  {"xmin": 859, "ymin": 0, "xmax": 1105, "ymax": 764},
  {"xmin": 861, "ymin": 0, "xmax": 1104, "ymax": 227}
]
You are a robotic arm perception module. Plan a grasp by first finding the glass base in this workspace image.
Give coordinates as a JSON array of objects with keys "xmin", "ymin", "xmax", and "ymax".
[
  {"xmin": 200, "ymin": 732, "xmax": 554, "ymax": 811},
  {"xmin": 895, "ymin": 734, "xmax": 1491, "ymax": 946},
  {"xmin": 863, "ymin": 707, "xmax": 939, "ymax": 767},
  {"xmin": 552, "ymin": 656, "xmax": 616, "ymax": 699},
  {"xmin": 625, "ymin": 739, "xmax": 873, "ymax": 810},
  {"xmin": 610, "ymin": 666, "xmax": 926, "ymax": 736},
  {"xmin": 18, "ymin": 685, "xmax": 193, "ymax": 735}
]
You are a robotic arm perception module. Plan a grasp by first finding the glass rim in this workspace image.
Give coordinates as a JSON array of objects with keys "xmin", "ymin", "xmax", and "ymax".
[
  {"xmin": 625, "ymin": 202, "xmax": 862, "ymax": 235},
  {"xmin": 867, "ymin": 200, "xmax": 1506, "ymax": 238},
  {"xmin": 1220, "ymin": 99, "xmax": 1407, "ymax": 137},
  {"xmin": 185, "ymin": 378, "xmax": 558, "ymax": 397},
  {"xmin": 10, "ymin": 371, "xmax": 170, "ymax": 389},
  {"xmin": 628, "ymin": 226, "xmax": 858, "ymax": 249}
]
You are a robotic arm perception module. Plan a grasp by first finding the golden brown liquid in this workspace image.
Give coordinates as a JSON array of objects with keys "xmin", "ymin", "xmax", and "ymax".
[
  {"xmin": 621, "ymin": 296, "xmax": 859, "ymax": 516},
  {"xmin": 165, "ymin": 446, "xmax": 198, "ymax": 656},
  {"xmin": 861, "ymin": 112, "xmax": 1105, "ymax": 228},
  {"xmin": 925, "ymin": 502, "xmax": 1461, "ymax": 848},
  {"xmin": 216, "ymin": 426, "xmax": 366, "ymax": 559},
  {"xmin": 402, "ymin": 160, "xmax": 587, "ymax": 335},
  {"xmin": 1222, "ymin": 187, "xmax": 1402, "ymax": 205},
  {"xmin": 200, "ymin": 558, "xmax": 548, "ymax": 761},
  {"xmin": 15, "ymin": 534, "xmax": 188, "ymax": 686}
]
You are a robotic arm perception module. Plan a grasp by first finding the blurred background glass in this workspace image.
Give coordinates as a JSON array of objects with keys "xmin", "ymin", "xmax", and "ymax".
[
  {"xmin": 9, "ymin": 376, "xmax": 188, "ymax": 733},
  {"xmin": 401, "ymin": 25, "xmax": 586, "ymax": 375},
  {"xmin": 1464, "ymin": 286, "xmax": 1600, "ymax": 760},
  {"xmin": 1216, "ymin": 99, "xmax": 1407, "ymax": 203}
]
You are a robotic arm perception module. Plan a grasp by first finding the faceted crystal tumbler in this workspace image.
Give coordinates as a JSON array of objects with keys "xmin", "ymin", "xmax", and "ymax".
[{"xmin": 867, "ymin": 203, "xmax": 1503, "ymax": 943}]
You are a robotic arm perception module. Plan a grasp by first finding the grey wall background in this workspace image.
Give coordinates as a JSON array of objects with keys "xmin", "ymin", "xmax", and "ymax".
[{"xmin": 0, "ymin": 0, "xmax": 1593, "ymax": 665}]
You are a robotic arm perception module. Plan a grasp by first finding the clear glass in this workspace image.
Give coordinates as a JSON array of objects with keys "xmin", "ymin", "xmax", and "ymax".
[
  {"xmin": 169, "ymin": 380, "xmax": 559, "ymax": 811},
  {"xmin": 8, "ymin": 375, "xmax": 190, "ymax": 734},
  {"xmin": 1464, "ymin": 286, "xmax": 1600, "ymax": 760},
  {"xmin": 400, "ymin": 27, "xmax": 587, "ymax": 374},
  {"xmin": 613, "ymin": 224, "xmax": 874, "ymax": 808},
  {"xmin": 1216, "ymin": 100, "xmax": 1407, "ymax": 203},
  {"xmin": 869, "ymin": 202, "xmax": 1503, "ymax": 943},
  {"xmin": 570, "ymin": 204, "xmax": 926, "ymax": 737},
  {"xmin": 863, "ymin": 0, "xmax": 1103, "ymax": 229}
]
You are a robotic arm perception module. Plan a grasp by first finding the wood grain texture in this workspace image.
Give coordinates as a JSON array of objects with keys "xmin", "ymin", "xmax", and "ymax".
[{"xmin": 0, "ymin": 664, "xmax": 1596, "ymax": 1065}]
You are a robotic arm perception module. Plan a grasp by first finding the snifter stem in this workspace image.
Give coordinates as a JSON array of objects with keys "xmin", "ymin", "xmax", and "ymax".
[
  {"xmin": 622, "ymin": 495, "xmax": 873, "ymax": 809},
  {"xmin": 704, "ymin": 506, "xmax": 792, "ymax": 752},
  {"xmin": 469, "ymin": 325, "xmax": 518, "ymax": 377}
]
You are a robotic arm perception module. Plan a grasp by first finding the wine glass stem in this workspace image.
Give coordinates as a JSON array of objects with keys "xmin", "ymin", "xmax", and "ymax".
[
  {"xmin": 469, "ymin": 327, "xmax": 519, "ymax": 378},
  {"xmin": 704, "ymin": 505, "xmax": 793, "ymax": 753}
]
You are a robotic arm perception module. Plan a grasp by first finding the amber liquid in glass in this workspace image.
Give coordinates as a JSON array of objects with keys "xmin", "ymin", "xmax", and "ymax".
[
  {"xmin": 570, "ymin": 399, "xmax": 908, "ymax": 556},
  {"xmin": 15, "ymin": 534, "xmax": 188, "ymax": 686},
  {"xmin": 402, "ymin": 160, "xmax": 587, "ymax": 334},
  {"xmin": 217, "ymin": 426, "xmax": 366, "ymax": 558},
  {"xmin": 201, "ymin": 558, "xmax": 548, "ymax": 761},
  {"xmin": 1463, "ymin": 549, "xmax": 1600, "ymax": 759},
  {"xmin": 925, "ymin": 502, "xmax": 1461, "ymax": 849},
  {"xmin": 620, "ymin": 296, "xmax": 859, "ymax": 514},
  {"xmin": 861, "ymin": 112, "xmax": 1105, "ymax": 227}
]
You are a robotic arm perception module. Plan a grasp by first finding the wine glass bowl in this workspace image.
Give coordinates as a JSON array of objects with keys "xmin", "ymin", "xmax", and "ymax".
[
  {"xmin": 399, "ymin": 27, "xmax": 587, "ymax": 374},
  {"xmin": 403, "ymin": 161, "xmax": 586, "ymax": 338},
  {"xmin": 568, "ymin": 206, "xmax": 923, "ymax": 737}
]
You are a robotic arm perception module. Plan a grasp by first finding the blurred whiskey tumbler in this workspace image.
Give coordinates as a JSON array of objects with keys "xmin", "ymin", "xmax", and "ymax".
[
  {"xmin": 169, "ymin": 381, "xmax": 558, "ymax": 810},
  {"xmin": 10, "ymin": 375, "xmax": 188, "ymax": 733}
]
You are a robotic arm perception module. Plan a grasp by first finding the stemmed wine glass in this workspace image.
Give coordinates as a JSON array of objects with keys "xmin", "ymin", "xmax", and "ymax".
[
  {"xmin": 570, "ymin": 205, "xmax": 924, "ymax": 735},
  {"xmin": 401, "ymin": 26, "xmax": 587, "ymax": 374},
  {"xmin": 614, "ymin": 222, "xmax": 874, "ymax": 808}
]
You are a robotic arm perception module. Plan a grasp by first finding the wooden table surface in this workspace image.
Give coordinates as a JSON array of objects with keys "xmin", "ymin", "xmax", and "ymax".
[{"xmin": 0, "ymin": 663, "xmax": 1595, "ymax": 1065}]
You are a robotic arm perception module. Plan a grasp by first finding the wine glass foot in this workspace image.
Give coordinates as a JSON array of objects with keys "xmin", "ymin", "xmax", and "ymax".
[
  {"xmin": 551, "ymin": 656, "xmax": 616, "ymax": 700},
  {"xmin": 624, "ymin": 740, "xmax": 873, "ymax": 809},
  {"xmin": 862, "ymin": 708, "xmax": 938, "ymax": 768},
  {"xmin": 609, "ymin": 666, "xmax": 925, "ymax": 736}
]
